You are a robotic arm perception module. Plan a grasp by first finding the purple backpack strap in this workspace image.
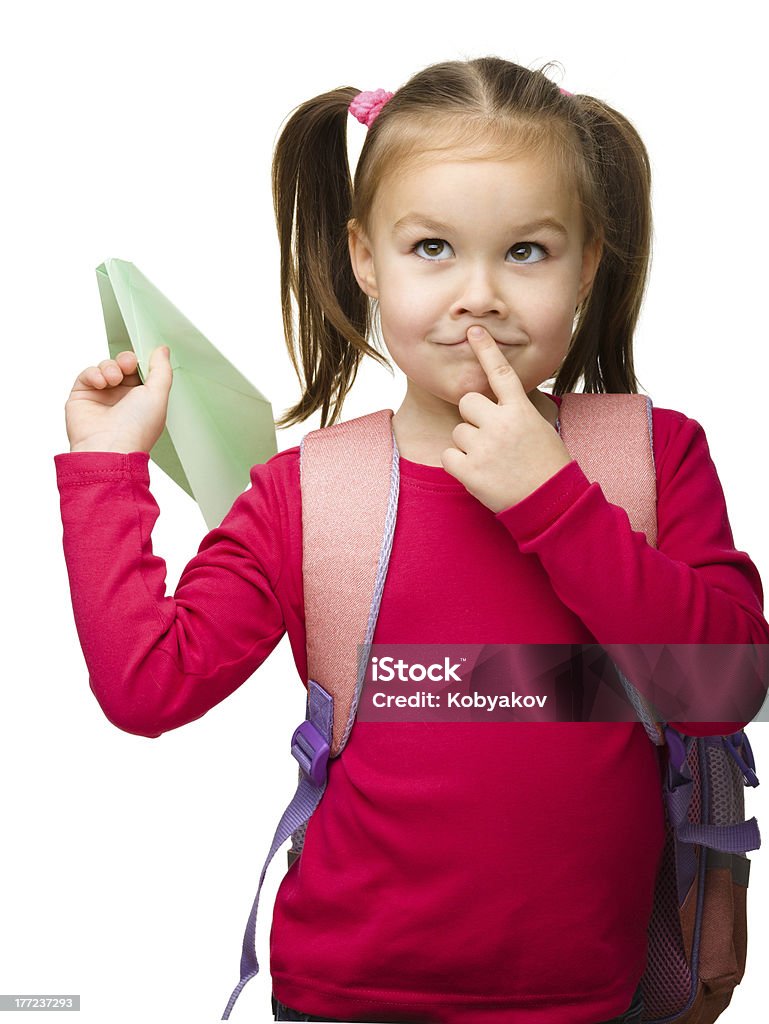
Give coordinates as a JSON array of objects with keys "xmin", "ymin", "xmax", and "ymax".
[{"xmin": 220, "ymin": 679, "xmax": 332, "ymax": 1019}]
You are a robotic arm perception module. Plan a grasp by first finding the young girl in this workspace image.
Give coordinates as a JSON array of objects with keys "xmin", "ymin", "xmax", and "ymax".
[{"xmin": 55, "ymin": 56, "xmax": 769, "ymax": 1024}]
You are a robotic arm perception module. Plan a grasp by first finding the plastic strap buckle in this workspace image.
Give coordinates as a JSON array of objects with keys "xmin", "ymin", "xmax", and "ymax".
[{"xmin": 291, "ymin": 720, "xmax": 330, "ymax": 787}]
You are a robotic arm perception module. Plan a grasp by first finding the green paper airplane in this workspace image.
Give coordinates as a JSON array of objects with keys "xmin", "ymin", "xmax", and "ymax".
[{"xmin": 96, "ymin": 258, "xmax": 278, "ymax": 530}]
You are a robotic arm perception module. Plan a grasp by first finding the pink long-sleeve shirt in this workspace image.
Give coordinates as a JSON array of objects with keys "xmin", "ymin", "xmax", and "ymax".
[{"xmin": 54, "ymin": 395, "xmax": 769, "ymax": 1023}]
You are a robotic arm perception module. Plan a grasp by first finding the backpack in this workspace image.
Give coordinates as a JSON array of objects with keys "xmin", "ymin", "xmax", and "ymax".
[{"xmin": 221, "ymin": 395, "xmax": 761, "ymax": 1024}]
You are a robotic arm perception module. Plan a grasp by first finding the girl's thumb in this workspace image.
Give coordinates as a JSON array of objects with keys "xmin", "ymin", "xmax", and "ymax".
[{"xmin": 147, "ymin": 345, "xmax": 173, "ymax": 390}]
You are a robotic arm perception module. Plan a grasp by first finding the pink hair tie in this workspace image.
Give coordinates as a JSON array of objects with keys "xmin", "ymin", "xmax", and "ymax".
[
  {"xmin": 559, "ymin": 87, "xmax": 573, "ymax": 96},
  {"xmin": 348, "ymin": 88, "xmax": 394, "ymax": 128}
]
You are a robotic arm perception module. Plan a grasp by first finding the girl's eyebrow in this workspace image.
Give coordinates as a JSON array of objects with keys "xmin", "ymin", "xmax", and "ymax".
[{"xmin": 392, "ymin": 213, "xmax": 569, "ymax": 238}]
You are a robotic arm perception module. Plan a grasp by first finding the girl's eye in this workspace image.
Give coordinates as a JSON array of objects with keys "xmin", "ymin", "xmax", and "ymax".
[
  {"xmin": 412, "ymin": 238, "xmax": 453, "ymax": 261},
  {"xmin": 509, "ymin": 242, "xmax": 548, "ymax": 264}
]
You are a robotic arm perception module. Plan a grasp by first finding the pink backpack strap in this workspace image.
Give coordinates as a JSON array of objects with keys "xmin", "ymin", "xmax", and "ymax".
[
  {"xmin": 559, "ymin": 393, "xmax": 664, "ymax": 744},
  {"xmin": 559, "ymin": 392, "xmax": 657, "ymax": 547},
  {"xmin": 220, "ymin": 409, "xmax": 397, "ymax": 1017},
  {"xmin": 300, "ymin": 408, "xmax": 398, "ymax": 756}
]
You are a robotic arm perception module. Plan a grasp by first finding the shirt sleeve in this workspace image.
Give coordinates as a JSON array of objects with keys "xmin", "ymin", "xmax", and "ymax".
[
  {"xmin": 494, "ymin": 408, "xmax": 769, "ymax": 734},
  {"xmin": 54, "ymin": 450, "xmax": 287, "ymax": 738}
]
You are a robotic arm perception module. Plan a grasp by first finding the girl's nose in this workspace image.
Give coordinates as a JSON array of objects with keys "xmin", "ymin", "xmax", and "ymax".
[{"xmin": 450, "ymin": 265, "xmax": 509, "ymax": 319}]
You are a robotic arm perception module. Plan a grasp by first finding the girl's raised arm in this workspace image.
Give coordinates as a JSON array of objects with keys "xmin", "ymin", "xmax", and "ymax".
[
  {"xmin": 55, "ymin": 348, "xmax": 289, "ymax": 737},
  {"xmin": 54, "ymin": 449, "xmax": 288, "ymax": 737}
]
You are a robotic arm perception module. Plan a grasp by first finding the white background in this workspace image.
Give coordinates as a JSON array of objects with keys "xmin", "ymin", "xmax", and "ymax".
[{"xmin": 1, "ymin": 1, "xmax": 767, "ymax": 1022}]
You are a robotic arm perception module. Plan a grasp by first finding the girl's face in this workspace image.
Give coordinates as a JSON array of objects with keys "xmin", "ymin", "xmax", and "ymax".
[{"xmin": 348, "ymin": 152, "xmax": 602, "ymax": 420}]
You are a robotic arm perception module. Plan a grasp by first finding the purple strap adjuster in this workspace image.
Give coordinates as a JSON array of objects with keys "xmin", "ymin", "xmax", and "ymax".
[
  {"xmin": 291, "ymin": 720, "xmax": 330, "ymax": 787},
  {"xmin": 663, "ymin": 725, "xmax": 689, "ymax": 775}
]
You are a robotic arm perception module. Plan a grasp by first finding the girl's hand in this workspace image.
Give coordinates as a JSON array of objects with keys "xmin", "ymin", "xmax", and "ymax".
[
  {"xmin": 440, "ymin": 325, "xmax": 573, "ymax": 513},
  {"xmin": 65, "ymin": 346, "xmax": 173, "ymax": 454}
]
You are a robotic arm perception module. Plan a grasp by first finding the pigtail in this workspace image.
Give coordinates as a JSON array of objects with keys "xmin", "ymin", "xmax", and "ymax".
[
  {"xmin": 554, "ymin": 96, "xmax": 653, "ymax": 395},
  {"xmin": 271, "ymin": 87, "xmax": 391, "ymax": 429}
]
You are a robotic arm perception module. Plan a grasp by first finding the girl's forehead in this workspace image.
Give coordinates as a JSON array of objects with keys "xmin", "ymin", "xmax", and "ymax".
[
  {"xmin": 391, "ymin": 152, "xmax": 569, "ymax": 187},
  {"xmin": 375, "ymin": 154, "xmax": 580, "ymax": 224}
]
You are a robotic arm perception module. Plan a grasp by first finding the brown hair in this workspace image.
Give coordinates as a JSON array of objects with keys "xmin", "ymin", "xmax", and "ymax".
[{"xmin": 272, "ymin": 55, "xmax": 652, "ymax": 429}]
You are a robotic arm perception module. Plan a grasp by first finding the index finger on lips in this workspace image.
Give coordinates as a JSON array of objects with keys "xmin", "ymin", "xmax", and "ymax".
[{"xmin": 466, "ymin": 325, "xmax": 525, "ymax": 405}]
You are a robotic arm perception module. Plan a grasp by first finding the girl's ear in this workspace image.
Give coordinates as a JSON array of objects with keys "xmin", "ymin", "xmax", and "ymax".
[
  {"xmin": 577, "ymin": 235, "xmax": 604, "ymax": 305},
  {"xmin": 348, "ymin": 219, "xmax": 379, "ymax": 299}
]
